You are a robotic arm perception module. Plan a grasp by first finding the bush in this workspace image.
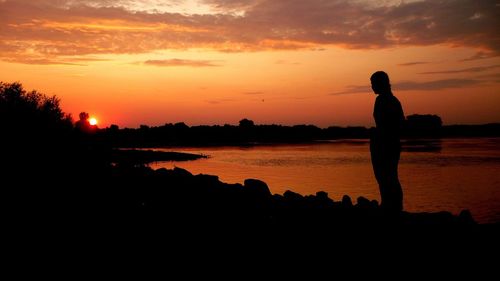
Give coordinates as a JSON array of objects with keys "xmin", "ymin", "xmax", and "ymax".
[{"xmin": 0, "ymin": 82, "xmax": 73, "ymax": 138}]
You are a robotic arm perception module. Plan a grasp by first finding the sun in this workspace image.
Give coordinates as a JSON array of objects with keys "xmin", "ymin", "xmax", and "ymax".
[{"xmin": 89, "ymin": 117, "xmax": 98, "ymax": 126}]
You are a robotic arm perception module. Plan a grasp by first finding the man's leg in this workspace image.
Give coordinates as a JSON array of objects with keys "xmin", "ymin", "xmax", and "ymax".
[{"xmin": 386, "ymin": 152, "xmax": 403, "ymax": 212}]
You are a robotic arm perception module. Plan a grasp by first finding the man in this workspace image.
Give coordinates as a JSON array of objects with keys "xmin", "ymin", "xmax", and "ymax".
[{"xmin": 370, "ymin": 71, "xmax": 405, "ymax": 212}]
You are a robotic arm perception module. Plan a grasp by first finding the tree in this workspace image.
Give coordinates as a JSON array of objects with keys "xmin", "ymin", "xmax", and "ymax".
[
  {"xmin": 0, "ymin": 81, "xmax": 73, "ymax": 137},
  {"xmin": 239, "ymin": 118, "xmax": 255, "ymax": 128},
  {"xmin": 405, "ymin": 114, "xmax": 442, "ymax": 137},
  {"xmin": 75, "ymin": 111, "xmax": 97, "ymax": 133},
  {"xmin": 109, "ymin": 124, "xmax": 119, "ymax": 132},
  {"xmin": 0, "ymin": 81, "xmax": 74, "ymax": 172}
]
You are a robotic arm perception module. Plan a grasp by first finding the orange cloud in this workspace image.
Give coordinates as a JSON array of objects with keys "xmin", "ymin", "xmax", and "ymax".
[
  {"xmin": 39, "ymin": 20, "xmax": 210, "ymax": 33},
  {"xmin": 144, "ymin": 59, "xmax": 221, "ymax": 67},
  {"xmin": 418, "ymin": 65, "xmax": 500, "ymax": 75},
  {"xmin": 332, "ymin": 78, "xmax": 486, "ymax": 95},
  {"xmin": 398, "ymin": 61, "xmax": 430, "ymax": 67},
  {"xmin": 1, "ymin": 0, "xmax": 499, "ymax": 64}
]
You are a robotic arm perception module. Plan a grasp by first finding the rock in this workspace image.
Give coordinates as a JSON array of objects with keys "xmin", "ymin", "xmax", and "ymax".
[
  {"xmin": 244, "ymin": 179, "xmax": 272, "ymax": 198},
  {"xmin": 313, "ymin": 191, "xmax": 334, "ymax": 207},
  {"xmin": 193, "ymin": 174, "xmax": 221, "ymax": 193},
  {"xmin": 283, "ymin": 190, "xmax": 303, "ymax": 201},
  {"xmin": 195, "ymin": 174, "xmax": 220, "ymax": 184},
  {"xmin": 316, "ymin": 191, "xmax": 329, "ymax": 200},
  {"xmin": 342, "ymin": 195, "xmax": 353, "ymax": 207},
  {"xmin": 173, "ymin": 167, "xmax": 193, "ymax": 177},
  {"xmin": 356, "ymin": 196, "xmax": 371, "ymax": 208},
  {"xmin": 458, "ymin": 209, "xmax": 476, "ymax": 225}
]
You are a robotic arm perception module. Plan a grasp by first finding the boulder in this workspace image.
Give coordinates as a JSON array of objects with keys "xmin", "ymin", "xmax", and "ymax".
[
  {"xmin": 342, "ymin": 195, "xmax": 353, "ymax": 208},
  {"xmin": 244, "ymin": 179, "xmax": 272, "ymax": 198}
]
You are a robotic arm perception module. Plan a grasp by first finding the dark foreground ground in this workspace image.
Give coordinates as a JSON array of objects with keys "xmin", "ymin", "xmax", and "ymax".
[
  {"xmin": 4, "ymin": 143, "xmax": 499, "ymax": 260},
  {"xmin": 4, "ymin": 154, "xmax": 499, "ymax": 270},
  {"xmin": 8, "ymin": 160, "xmax": 493, "ymax": 230}
]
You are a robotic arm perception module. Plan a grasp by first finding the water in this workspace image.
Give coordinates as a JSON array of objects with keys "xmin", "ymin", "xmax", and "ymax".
[{"xmin": 150, "ymin": 138, "xmax": 500, "ymax": 223}]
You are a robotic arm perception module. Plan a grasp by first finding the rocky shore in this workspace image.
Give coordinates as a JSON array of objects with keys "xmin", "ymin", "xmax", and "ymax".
[{"xmin": 96, "ymin": 164, "xmax": 478, "ymax": 229}]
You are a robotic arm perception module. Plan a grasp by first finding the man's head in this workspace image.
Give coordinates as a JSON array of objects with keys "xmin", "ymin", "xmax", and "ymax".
[{"xmin": 370, "ymin": 71, "xmax": 391, "ymax": 95}]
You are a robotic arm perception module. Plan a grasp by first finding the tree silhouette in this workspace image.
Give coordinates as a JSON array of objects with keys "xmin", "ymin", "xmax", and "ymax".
[
  {"xmin": 239, "ymin": 118, "xmax": 255, "ymax": 128},
  {"xmin": 405, "ymin": 114, "xmax": 442, "ymax": 137},
  {"xmin": 0, "ymin": 81, "xmax": 73, "ymax": 143},
  {"xmin": 75, "ymin": 111, "xmax": 97, "ymax": 133},
  {"xmin": 1, "ymin": 81, "xmax": 76, "ymax": 187}
]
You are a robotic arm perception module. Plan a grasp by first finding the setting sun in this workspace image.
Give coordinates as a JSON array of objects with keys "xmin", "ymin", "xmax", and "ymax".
[{"xmin": 89, "ymin": 117, "xmax": 98, "ymax": 126}]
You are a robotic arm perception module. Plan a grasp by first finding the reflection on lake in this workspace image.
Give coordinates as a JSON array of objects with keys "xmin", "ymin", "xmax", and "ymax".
[{"xmin": 150, "ymin": 138, "xmax": 500, "ymax": 223}]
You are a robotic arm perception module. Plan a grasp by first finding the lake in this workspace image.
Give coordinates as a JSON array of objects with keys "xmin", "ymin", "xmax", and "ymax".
[{"xmin": 150, "ymin": 138, "xmax": 500, "ymax": 223}]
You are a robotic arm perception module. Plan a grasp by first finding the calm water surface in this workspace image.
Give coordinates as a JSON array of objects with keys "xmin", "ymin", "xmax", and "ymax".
[{"xmin": 150, "ymin": 138, "xmax": 500, "ymax": 223}]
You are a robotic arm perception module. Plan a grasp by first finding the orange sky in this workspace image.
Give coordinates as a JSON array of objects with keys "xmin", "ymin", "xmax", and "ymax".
[{"xmin": 1, "ymin": 0, "xmax": 499, "ymax": 128}]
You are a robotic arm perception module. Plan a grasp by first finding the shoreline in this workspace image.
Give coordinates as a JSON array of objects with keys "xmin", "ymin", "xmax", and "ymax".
[{"xmin": 109, "ymin": 149, "xmax": 207, "ymax": 164}]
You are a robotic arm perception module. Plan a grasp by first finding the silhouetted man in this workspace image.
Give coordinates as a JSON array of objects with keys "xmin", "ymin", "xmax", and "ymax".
[{"xmin": 370, "ymin": 71, "xmax": 405, "ymax": 212}]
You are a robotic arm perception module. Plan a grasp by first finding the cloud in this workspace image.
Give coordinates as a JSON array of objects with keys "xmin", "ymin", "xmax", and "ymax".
[
  {"xmin": 1, "ymin": 0, "xmax": 499, "ymax": 63},
  {"xmin": 275, "ymin": 60, "xmax": 300, "ymax": 65},
  {"xmin": 202, "ymin": 0, "xmax": 257, "ymax": 11},
  {"xmin": 475, "ymin": 73, "xmax": 500, "ymax": 84},
  {"xmin": 331, "ymin": 78, "xmax": 483, "ymax": 95},
  {"xmin": 398, "ymin": 61, "xmax": 430, "ymax": 66},
  {"xmin": 143, "ymin": 59, "xmax": 221, "ymax": 67},
  {"xmin": 204, "ymin": 98, "xmax": 236, "ymax": 104},
  {"xmin": 460, "ymin": 51, "xmax": 498, "ymax": 62},
  {"xmin": 394, "ymin": 79, "xmax": 482, "ymax": 91},
  {"xmin": 330, "ymin": 86, "xmax": 371, "ymax": 96},
  {"xmin": 418, "ymin": 65, "xmax": 500, "ymax": 74},
  {"xmin": 243, "ymin": 91, "xmax": 264, "ymax": 95},
  {"xmin": 66, "ymin": 57, "xmax": 111, "ymax": 62},
  {"xmin": 0, "ymin": 54, "xmax": 108, "ymax": 66},
  {"xmin": 1, "ymin": 57, "xmax": 86, "ymax": 66},
  {"xmin": 476, "ymin": 73, "xmax": 500, "ymax": 79}
]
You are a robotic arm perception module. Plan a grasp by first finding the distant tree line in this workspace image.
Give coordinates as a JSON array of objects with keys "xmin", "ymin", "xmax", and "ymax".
[
  {"xmin": 97, "ymin": 120, "xmax": 370, "ymax": 147},
  {"xmin": 2, "ymin": 81, "xmax": 498, "ymax": 151},
  {"xmin": 98, "ymin": 114, "xmax": 500, "ymax": 147}
]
